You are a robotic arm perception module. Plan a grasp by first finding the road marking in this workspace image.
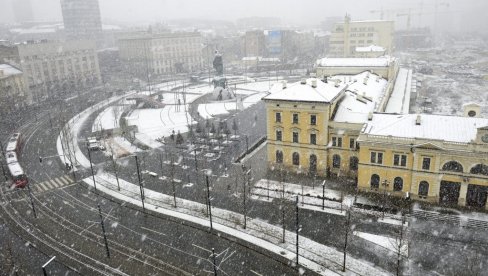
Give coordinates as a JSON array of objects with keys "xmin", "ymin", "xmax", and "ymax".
[
  {"xmin": 65, "ymin": 175, "xmax": 74, "ymax": 182},
  {"xmin": 44, "ymin": 181, "xmax": 54, "ymax": 189},
  {"xmin": 39, "ymin": 183, "xmax": 49, "ymax": 192},
  {"xmin": 53, "ymin": 178, "xmax": 64, "ymax": 186},
  {"xmin": 49, "ymin": 179, "xmax": 59, "ymax": 188},
  {"xmin": 140, "ymin": 226, "xmax": 166, "ymax": 236},
  {"xmin": 250, "ymin": 270, "xmax": 263, "ymax": 276},
  {"xmin": 59, "ymin": 176, "xmax": 70, "ymax": 185}
]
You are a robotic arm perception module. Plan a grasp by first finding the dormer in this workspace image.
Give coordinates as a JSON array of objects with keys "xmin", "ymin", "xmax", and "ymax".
[
  {"xmin": 475, "ymin": 126, "xmax": 488, "ymax": 144},
  {"xmin": 463, "ymin": 103, "xmax": 481, "ymax": 118}
]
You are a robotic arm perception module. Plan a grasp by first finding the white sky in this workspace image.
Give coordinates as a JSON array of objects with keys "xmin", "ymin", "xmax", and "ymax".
[{"xmin": 1, "ymin": 0, "xmax": 487, "ymax": 32}]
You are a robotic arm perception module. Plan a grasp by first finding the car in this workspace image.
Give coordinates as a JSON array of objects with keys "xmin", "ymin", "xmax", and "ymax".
[{"xmin": 87, "ymin": 137, "xmax": 105, "ymax": 151}]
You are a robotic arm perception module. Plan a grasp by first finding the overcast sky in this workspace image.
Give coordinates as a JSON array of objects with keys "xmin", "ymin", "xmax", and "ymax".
[{"xmin": 1, "ymin": 0, "xmax": 487, "ymax": 32}]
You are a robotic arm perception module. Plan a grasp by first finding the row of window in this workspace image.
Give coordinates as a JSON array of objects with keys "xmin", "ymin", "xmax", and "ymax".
[
  {"xmin": 370, "ymin": 174, "xmax": 429, "ymax": 197},
  {"xmin": 332, "ymin": 136, "xmax": 357, "ymax": 149},
  {"xmin": 369, "ymin": 152, "xmax": 488, "ymax": 175},
  {"xmin": 276, "ymin": 112, "xmax": 316, "ymax": 125},
  {"xmin": 275, "ymin": 150, "xmax": 358, "ymax": 171}
]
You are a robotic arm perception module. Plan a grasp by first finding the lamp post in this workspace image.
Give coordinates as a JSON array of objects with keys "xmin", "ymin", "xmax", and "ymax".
[
  {"xmin": 382, "ymin": 179, "xmax": 389, "ymax": 219},
  {"xmin": 135, "ymin": 155, "xmax": 145, "ymax": 212}
]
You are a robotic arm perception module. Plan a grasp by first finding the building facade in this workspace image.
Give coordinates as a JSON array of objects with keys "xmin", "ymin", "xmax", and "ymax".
[
  {"xmin": 0, "ymin": 64, "xmax": 27, "ymax": 110},
  {"xmin": 357, "ymin": 113, "xmax": 488, "ymax": 208},
  {"xmin": 118, "ymin": 32, "xmax": 204, "ymax": 76},
  {"xmin": 328, "ymin": 15, "xmax": 394, "ymax": 57},
  {"xmin": 61, "ymin": 0, "xmax": 103, "ymax": 43},
  {"xmin": 0, "ymin": 40, "xmax": 101, "ymax": 103},
  {"xmin": 242, "ymin": 30, "xmax": 266, "ymax": 58}
]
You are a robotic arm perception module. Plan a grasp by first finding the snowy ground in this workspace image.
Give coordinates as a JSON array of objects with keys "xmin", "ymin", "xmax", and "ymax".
[{"xmin": 83, "ymin": 171, "xmax": 391, "ymax": 276}]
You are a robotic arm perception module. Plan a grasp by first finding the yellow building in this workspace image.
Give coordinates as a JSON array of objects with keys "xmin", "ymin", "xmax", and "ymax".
[
  {"xmin": 263, "ymin": 71, "xmax": 398, "ymax": 177},
  {"xmin": 329, "ymin": 15, "xmax": 394, "ymax": 58},
  {"xmin": 357, "ymin": 113, "xmax": 488, "ymax": 208}
]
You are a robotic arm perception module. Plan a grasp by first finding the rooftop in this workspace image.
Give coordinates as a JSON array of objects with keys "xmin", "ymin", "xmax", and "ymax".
[
  {"xmin": 355, "ymin": 45, "xmax": 386, "ymax": 52},
  {"xmin": 316, "ymin": 56, "xmax": 394, "ymax": 67},
  {"xmin": 263, "ymin": 78, "xmax": 346, "ymax": 103},
  {"xmin": 362, "ymin": 113, "xmax": 488, "ymax": 144},
  {"xmin": 0, "ymin": 64, "xmax": 23, "ymax": 78},
  {"xmin": 332, "ymin": 72, "xmax": 388, "ymax": 123}
]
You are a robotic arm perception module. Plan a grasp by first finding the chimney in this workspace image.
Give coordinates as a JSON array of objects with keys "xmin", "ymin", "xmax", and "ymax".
[
  {"xmin": 367, "ymin": 112, "xmax": 373, "ymax": 121},
  {"xmin": 311, "ymin": 79, "xmax": 317, "ymax": 88},
  {"xmin": 300, "ymin": 78, "xmax": 307, "ymax": 85},
  {"xmin": 323, "ymin": 75, "xmax": 328, "ymax": 83},
  {"xmin": 282, "ymin": 80, "xmax": 287, "ymax": 89},
  {"xmin": 416, "ymin": 114, "xmax": 421, "ymax": 125}
]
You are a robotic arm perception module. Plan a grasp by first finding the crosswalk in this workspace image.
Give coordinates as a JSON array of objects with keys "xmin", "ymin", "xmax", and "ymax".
[{"xmin": 34, "ymin": 175, "xmax": 75, "ymax": 193}]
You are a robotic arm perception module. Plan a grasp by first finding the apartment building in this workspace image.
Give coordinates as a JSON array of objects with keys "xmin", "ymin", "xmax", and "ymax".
[
  {"xmin": 0, "ymin": 64, "xmax": 27, "ymax": 109},
  {"xmin": 328, "ymin": 15, "xmax": 394, "ymax": 57},
  {"xmin": 0, "ymin": 40, "xmax": 101, "ymax": 103},
  {"xmin": 118, "ymin": 32, "xmax": 204, "ymax": 76}
]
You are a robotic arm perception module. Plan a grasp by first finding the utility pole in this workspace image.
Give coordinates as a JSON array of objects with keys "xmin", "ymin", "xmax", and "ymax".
[
  {"xmin": 86, "ymin": 144, "xmax": 97, "ymax": 191},
  {"xmin": 295, "ymin": 195, "xmax": 299, "ymax": 268},
  {"xmin": 212, "ymin": 247, "xmax": 218, "ymax": 276},
  {"xmin": 242, "ymin": 166, "xmax": 249, "ymax": 229},
  {"xmin": 171, "ymin": 155, "xmax": 177, "ymax": 208},
  {"xmin": 322, "ymin": 180, "xmax": 325, "ymax": 210},
  {"xmin": 206, "ymin": 175, "xmax": 213, "ymax": 231},
  {"xmin": 135, "ymin": 155, "xmax": 145, "ymax": 212},
  {"xmin": 97, "ymin": 204, "xmax": 111, "ymax": 258}
]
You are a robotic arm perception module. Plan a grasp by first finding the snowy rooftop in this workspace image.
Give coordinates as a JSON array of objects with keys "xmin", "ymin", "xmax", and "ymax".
[
  {"xmin": 263, "ymin": 78, "xmax": 347, "ymax": 103},
  {"xmin": 362, "ymin": 113, "xmax": 488, "ymax": 143},
  {"xmin": 332, "ymin": 72, "xmax": 388, "ymax": 123},
  {"xmin": 355, "ymin": 45, "xmax": 386, "ymax": 52},
  {"xmin": 0, "ymin": 64, "xmax": 23, "ymax": 77},
  {"xmin": 316, "ymin": 56, "xmax": 394, "ymax": 67},
  {"xmin": 385, "ymin": 68, "xmax": 412, "ymax": 114}
]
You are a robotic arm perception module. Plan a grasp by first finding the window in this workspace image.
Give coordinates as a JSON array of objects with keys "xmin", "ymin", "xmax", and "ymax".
[
  {"xmin": 332, "ymin": 154, "xmax": 341, "ymax": 168},
  {"xmin": 310, "ymin": 115, "xmax": 317, "ymax": 125},
  {"xmin": 276, "ymin": 130, "xmax": 282, "ymax": 141},
  {"xmin": 422, "ymin": 157, "xmax": 431, "ymax": 170},
  {"xmin": 371, "ymin": 174, "xmax": 380, "ymax": 189},
  {"xmin": 275, "ymin": 112, "xmax": 281, "ymax": 123},
  {"xmin": 393, "ymin": 177, "xmax": 403, "ymax": 192},
  {"xmin": 292, "ymin": 152, "xmax": 300, "ymax": 165},
  {"xmin": 393, "ymin": 154, "xmax": 407, "ymax": 167},
  {"xmin": 349, "ymin": 156, "xmax": 358, "ymax": 171},
  {"xmin": 332, "ymin": 137, "xmax": 342, "ymax": 147},
  {"xmin": 276, "ymin": 150, "xmax": 283, "ymax": 163},
  {"xmin": 441, "ymin": 161, "xmax": 464, "ymax": 173},
  {"xmin": 470, "ymin": 164, "xmax": 488, "ymax": 176},
  {"xmin": 419, "ymin": 181, "xmax": 429, "ymax": 198},
  {"xmin": 292, "ymin": 113, "xmax": 299, "ymax": 124},
  {"xmin": 293, "ymin": 132, "xmax": 299, "ymax": 143},
  {"xmin": 310, "ymin": 134, "xmax": 316, "ymax": 145},
  {"xmin": 370, "ymin": 152, "xmax": 383, "ymax": 164},
  {"xmin": 349, "ymin": 138, "xmax": 356, "ymax": 149}
]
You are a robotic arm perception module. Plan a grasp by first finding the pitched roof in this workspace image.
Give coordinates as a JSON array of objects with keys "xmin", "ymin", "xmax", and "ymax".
[{"xmin": 263, "ymin": 78, "xmax": 346, "ymax": 103}]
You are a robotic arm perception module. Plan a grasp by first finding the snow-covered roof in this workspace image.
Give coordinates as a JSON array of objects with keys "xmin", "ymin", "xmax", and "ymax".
[
  {"xmin": 332, "ymin": 72, "xmax": 388, "ymax": 123},
  {"xmin": 385, "ymin": 68, "xmax": 412, "ymax": 114},
  {"xmin": 263, "ymin": 78, "xmax": 346, "ymax": 103},
  {"xmin": 316, "ymin": 56, "xmax": 394, "ymax": 67},
  {"xmin": 0, "ymin": 64, "xmax": 23, "ymax": 77},
  {"xmin": 355, "ymin": 45, "xmax": 385, "ymax": 52},
  {"xmin": 362, "ymin": 113, "xmax": 488, "ymax": 143}
]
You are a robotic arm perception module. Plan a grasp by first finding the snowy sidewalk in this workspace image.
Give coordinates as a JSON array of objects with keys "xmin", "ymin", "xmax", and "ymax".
[{"xmin": 83, "ymin": 172, "xmax": 391, "ymax": 276}]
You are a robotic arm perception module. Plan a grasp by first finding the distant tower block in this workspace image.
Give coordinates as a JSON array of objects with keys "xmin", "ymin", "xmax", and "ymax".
[{"xmin": 463, "ymin": 103, "xmax": 481, "ymax": 117}]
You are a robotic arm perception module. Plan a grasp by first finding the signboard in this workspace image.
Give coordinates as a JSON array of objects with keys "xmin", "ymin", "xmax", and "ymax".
[{"xmin": 267, "ymin": 30, "xmax": 282, "ymax": 54}]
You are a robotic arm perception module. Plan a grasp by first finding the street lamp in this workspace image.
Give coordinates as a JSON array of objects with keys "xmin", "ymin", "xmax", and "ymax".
[{"xmin": 381, "ymin": 179, "xmax": 389, "ymax": 218}]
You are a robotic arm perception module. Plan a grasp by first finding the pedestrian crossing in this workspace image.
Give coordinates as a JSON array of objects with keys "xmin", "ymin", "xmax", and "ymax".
[{"xmin": 34, "ymin": 175, "xmax": 75, "ymax": 193}]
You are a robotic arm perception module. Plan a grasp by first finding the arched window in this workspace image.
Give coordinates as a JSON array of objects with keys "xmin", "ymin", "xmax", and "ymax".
[
  {"xmin": 292, "ymin": 152, "xmax": 300, "ymax": 166},
  {"xmin": 349, "ymin": 156, "xmax": 358, "ymax": 171},
  {"xmin": 441, "ymin": 161, "xmax": 464, "ymax": 173},
  {"xmin": 371, "ymin": 174, "xmax": 380, "ymax": 189},
  {"xmin": 332, "ymin": 154, "xmax": 341, "ymax": 168},
  {"xmin": 393, "ymin": 177, "xmax": 403, "ymax": 192},
  {"xmin": 276, "ymin": 150, "xmax": 283, "ymax": 163},
  {"xmin": 470, "ymin": 164, "xmax": 488, "ymax": 176},
  {"xmin": 309, "ymin": 154, "xmax": 317, "ymax": 174},
  {"xmin": 419, "ymin": 181, "xmax": 429, "ymax": 197}
]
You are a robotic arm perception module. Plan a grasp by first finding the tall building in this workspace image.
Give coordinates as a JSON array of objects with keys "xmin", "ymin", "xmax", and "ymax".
[
  {"xmin": 118, "ymin": 32, "xmax": 204, "ymax": 76},
  {"xmin": 0, "ymin": 40, "xmax": 101, "ymax": 104},
  {"xmin": 60, "ymin": 0, "xmax": 103, "ymax": 43},
  {"xmin": 242, "ymin": 30, "xmax": 265, "ymax": 57},
  {"xmin": 328, "ymin": 15, "xmax": 394, "ymax": 57}
]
